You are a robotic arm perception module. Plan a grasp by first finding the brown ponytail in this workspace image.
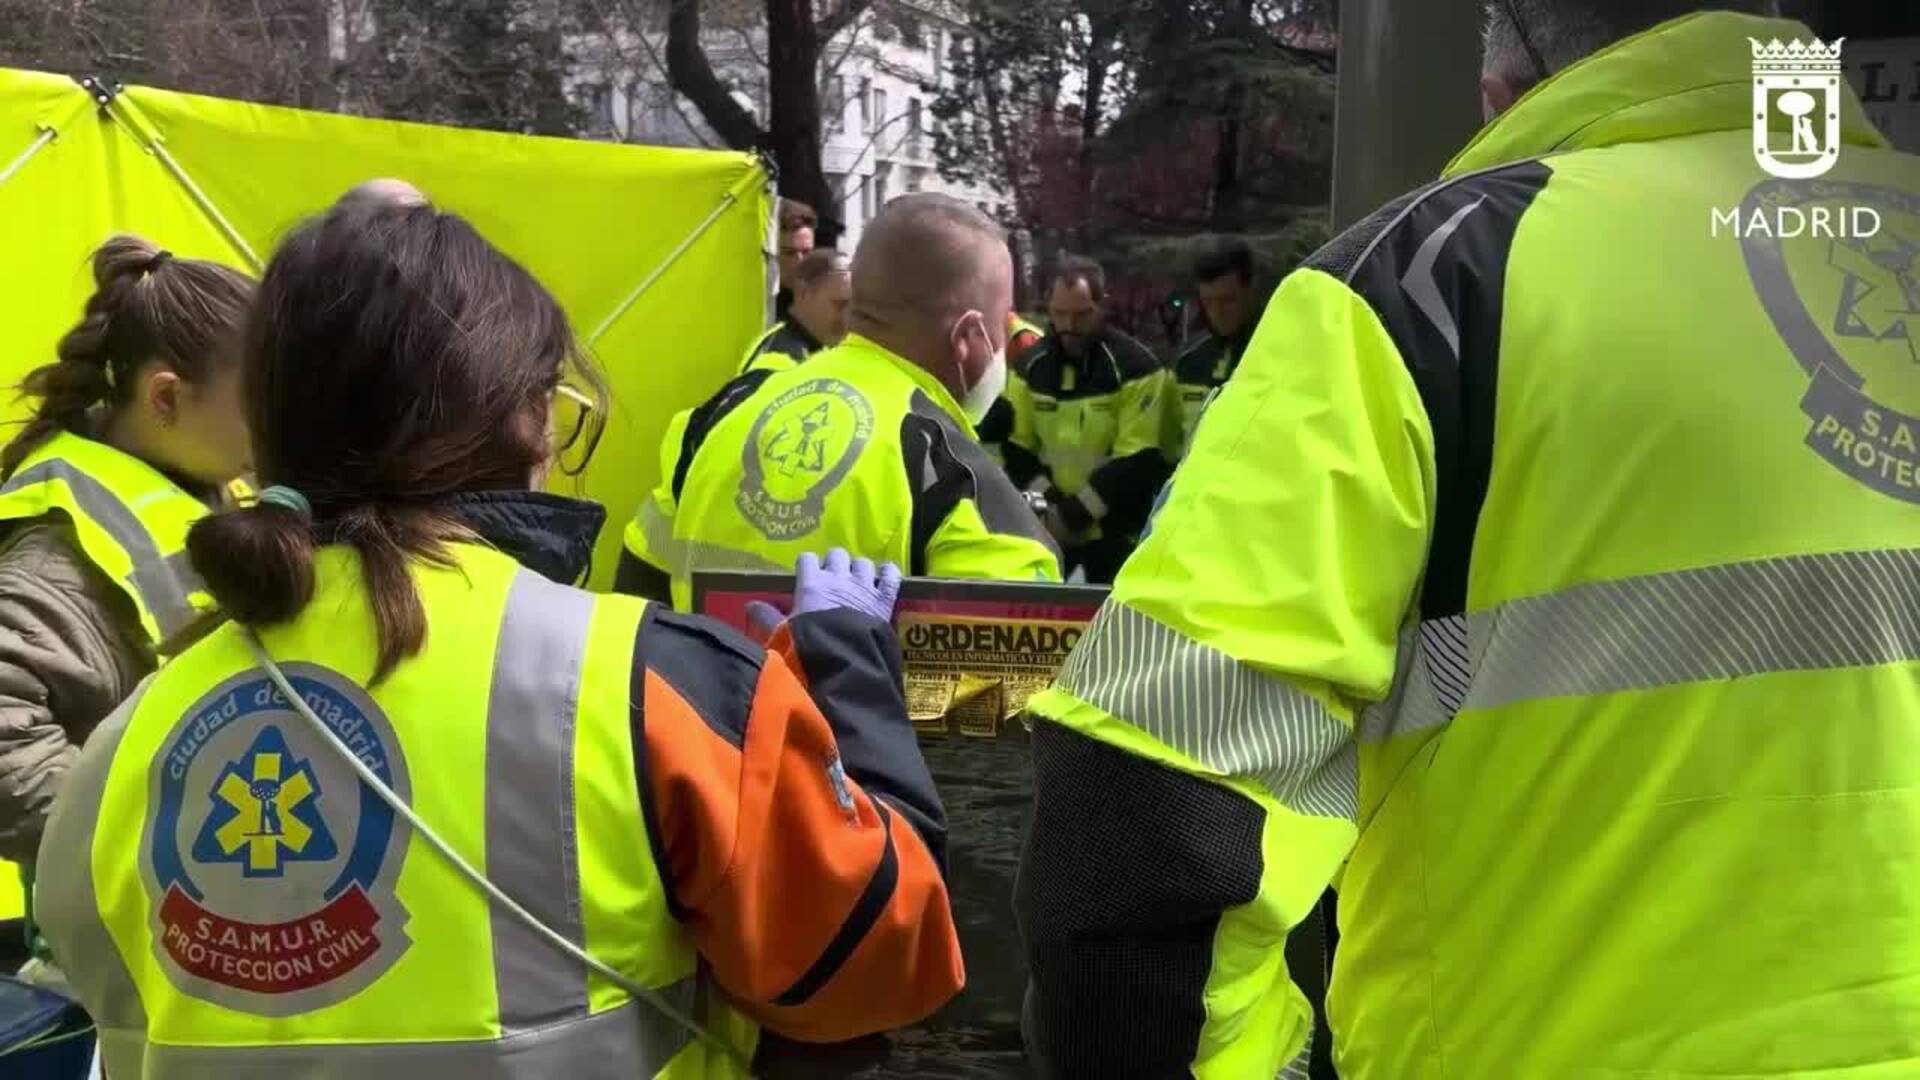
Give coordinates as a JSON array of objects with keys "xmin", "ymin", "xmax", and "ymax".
[
  {"xmin": 189, "ymin": 501, "xmax": 462, "ymax": 683},
  {"xmin": 3, "ymin": 235, "xmax": 254, "ymax": 480},
  {"xmin": 186, "ymin": 196, "xmax": 606, "ymax": 683}
]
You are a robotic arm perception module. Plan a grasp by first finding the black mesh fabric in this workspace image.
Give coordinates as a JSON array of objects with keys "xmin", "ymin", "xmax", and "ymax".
[
  {"xmin": 1019, "ymin": 722, "xmax": 1264, "ymax": 1078},
  {"xmin": 1304, "ymin": 182, "xmax": 1442, "ymax": 282}
]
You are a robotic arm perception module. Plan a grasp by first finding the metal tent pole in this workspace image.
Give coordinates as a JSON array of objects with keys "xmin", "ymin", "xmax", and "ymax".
[
  {"xmin": 587, "ymin": 163, "xmax": 769, "ymax": 347},
  {"xmin": 84, "ymin": 77, "xmax": 265, "ymax": 273},
  {"xmin": 0, "ymin": 127, "xmax": 56, "ymax": 192}
]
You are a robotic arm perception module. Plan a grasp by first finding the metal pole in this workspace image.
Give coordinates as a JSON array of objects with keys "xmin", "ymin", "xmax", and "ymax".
[
  {"xmin": 102, "ymin": 92, "xmax": 264, "ymax": 272},
  {"xmin": 587, "ymin": 163, "xmax": 766, "ymax": 346},
  {"xmin": 1331, "ymin": 0, "xmax": 1486, "ymax": 230},
  {"xmin": 0, "ymin": 127, "xmax": 56, "ymax": 193},
  {"xmin": 586, "ymin": 193, "xmax": 739, "ymax": 346}
]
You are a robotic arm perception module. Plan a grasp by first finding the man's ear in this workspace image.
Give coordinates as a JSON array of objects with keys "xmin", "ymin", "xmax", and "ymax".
[
  {"xmin": 1482, "ymin": 73, "xmax": 1519, "ymax": 120},
  {"xmin": 145, "ymin": 368, "xmax": 183, "ymax": 427}
]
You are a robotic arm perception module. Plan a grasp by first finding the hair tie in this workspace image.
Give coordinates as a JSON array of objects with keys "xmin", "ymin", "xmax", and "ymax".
[
  {"xmin": 258, "ymin": 485, "xmax": 312, "ymax": 518},
  {"xmin": 146, "ymin": 251, "xmax": 173, "ymax": 274}
]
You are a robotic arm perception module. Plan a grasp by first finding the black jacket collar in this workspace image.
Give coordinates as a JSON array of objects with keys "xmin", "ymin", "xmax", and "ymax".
[
  {"xmin": 776, "ymin": 318, "xmax": 823, "ymax": 355},
  {"xmin": 445, "ymin": 490, "xmax": 606, "ymax": 586}
]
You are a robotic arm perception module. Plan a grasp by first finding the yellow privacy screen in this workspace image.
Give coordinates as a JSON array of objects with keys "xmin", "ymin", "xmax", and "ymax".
[{"xmin": 0, "ymin": 67, "xmax": 772, "ymax": 586}]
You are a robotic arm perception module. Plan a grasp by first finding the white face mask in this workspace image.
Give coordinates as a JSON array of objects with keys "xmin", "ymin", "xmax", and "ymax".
[{"xmin": 956, "ymin": 317, "xmax": 1008, "ymax": 424}]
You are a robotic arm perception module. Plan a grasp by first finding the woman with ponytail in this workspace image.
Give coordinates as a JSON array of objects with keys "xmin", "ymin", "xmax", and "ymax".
[
  {"xmin": 35, "ymin": 190, "xmax": 961, "ymax": 1077},
  {"xmin": 0, "ymin": 235, "xmax": 252, "ymax": 876}
]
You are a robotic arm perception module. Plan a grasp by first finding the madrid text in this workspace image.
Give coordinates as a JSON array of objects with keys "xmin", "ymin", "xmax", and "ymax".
[{"xmin": 1712, "ymin": 204, "xmax": 1883, "ymax": 239}]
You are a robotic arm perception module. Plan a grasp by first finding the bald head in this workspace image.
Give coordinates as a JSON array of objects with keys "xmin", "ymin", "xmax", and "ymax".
[
  {"xmin": 854, "ymin": 195, "xmax": 1010, "ymax": 330},
  {"xmin": 337, "ymin": 178, "xmax": 430, "ymax": 211},
  {"xmin": 851, "ymin": 194, "xmax": 1013, "ymax": 403}
]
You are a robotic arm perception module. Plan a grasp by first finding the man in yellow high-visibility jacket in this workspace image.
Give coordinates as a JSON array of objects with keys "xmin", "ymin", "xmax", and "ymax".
[
  {"xmin": 1169, "ymin": 238, "xmax": 1262, "ymax": 457},
  {"xmin": 1003, "ymin": 258, "xmax": 1174, "ymax": 584},
  {"xmin": 975, "ymin": 312, "xmax": 1047, "ymax": 466},
  {"xmin": 1018, "ymin": 4, "xmax": 1920, "ymax": 1078},
  {"xmin": 618, "ymin": 194, "xmax": 1061, "ymax": 609}
]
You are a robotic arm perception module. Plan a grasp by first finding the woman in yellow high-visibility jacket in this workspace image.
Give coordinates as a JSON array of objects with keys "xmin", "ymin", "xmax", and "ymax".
[
  {"xmin": 35, "ymin": 189, "xmax": 961, "ymax": 1078},
  {"xmin": 0, "ymin": 236, "xmax": 254, "ymax": 925}
]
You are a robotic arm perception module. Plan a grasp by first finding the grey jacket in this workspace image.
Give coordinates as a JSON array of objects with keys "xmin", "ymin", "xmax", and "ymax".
[{"xmin": 0, "ymin": 520, "xmax": 153, "ymax": 865}]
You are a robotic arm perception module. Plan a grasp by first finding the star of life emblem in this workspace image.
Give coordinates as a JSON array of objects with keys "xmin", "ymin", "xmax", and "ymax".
[
  {"xmin": 192, "ymin": 725, "xmax": 337, "ymax": 877},
  {"xmin": 143, "ymin": 665, "xmax": 413, "ymax": 1015},
  {"xmin": 1751, "ymin": 36, "xmax": 1846, "ymax": 180}
]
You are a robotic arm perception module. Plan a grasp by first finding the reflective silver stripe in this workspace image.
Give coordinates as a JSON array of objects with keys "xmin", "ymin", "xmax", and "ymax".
[
  {"xmin": 70, "ymin": 578, "xmax": 705, "ymax": 1078},
  {"xmin": 1055, "ymin": 601, "xmax": 1357, "ymax": 820},
  {"xmin": 1357, "ymin": 615, "xmax": 1469, "ymax": 745},
  {"xmin": 1399, "ymin": 195, "xmax": 1486, "ymax": 361},
  {"xmin": 1077, "ymin": 484, "xmax": 1110, "ymax": 520},
  {"xmin": 485, "ymin": 570, "xmax": 594, "ymax": 1031},
  {"xmin": 0, "ymin": 459, "xmax": 201, "ymax": 638},
  {"xmin": 98, "ymin": 987, "xmax": 700, "ymax": 1080},
  {"xmin": 641, "ymin": 499, "xmax": 789, "ymax": 582},
  {"xmin": 638, "ymin": 498, "xmax": 679, "ymax": 567},
  {"xmin": 1278, "ymin": 1040, "xmax": 1313, "ymax": 1080},
  {"xmin": 1466, "ymin": 548, "xmax": 1920, "ymax": 710},
  {"xmin": 676, "ymin": 539, "xmax": 788, "ymax": 576},
  {"xmin": 35, "ymin": 682, "xmax": 152, "ymax": 1035}
]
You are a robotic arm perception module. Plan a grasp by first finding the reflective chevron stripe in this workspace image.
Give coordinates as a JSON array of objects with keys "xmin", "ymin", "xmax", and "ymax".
[{"xmin": 1054, "ymin": 601, "xmax": 1357, "ymax": 821}]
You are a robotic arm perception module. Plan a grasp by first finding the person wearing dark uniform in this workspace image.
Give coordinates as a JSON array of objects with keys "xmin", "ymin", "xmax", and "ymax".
[
  {"xmin": 1003, "ymin": 257, "xmax": 1174, "ymax": 584},
  {"xmin": 1170, "ymin": 238, "xmax": 1262, "ymax": 456},
  {"xmin": 741, "ymin": 250, "xmax": 851, "ymax": 375},
  {"xmin": 772, "ymin": 198, "xmax": 817, "ymax": 323}
]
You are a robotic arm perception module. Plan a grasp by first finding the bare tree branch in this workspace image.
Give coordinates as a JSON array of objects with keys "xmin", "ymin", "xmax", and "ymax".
[
  {"xmin": 817, "ymin": 0, "xmax": 876, "ymax": 43},
  {"xmin": 835, "ymin": 105, "xmax": 915, "ymax": 187},
  {"xmin": 575, "ymin": 0, "xmax": 719, "ymax": 146},
  {"xmin": 630, "ymin": 23, "xmax": 721, "ymax": 146},
  {"xmin": 821, "ymin": 6, "xmax": 876, "ymax": 85},
  {"xmin": 666, "ymin": 0, "xmax": 766, "ymax": 149},
  {"xmin": 730, "ymin": 23, "xmax": 766, "ymax": 69}
]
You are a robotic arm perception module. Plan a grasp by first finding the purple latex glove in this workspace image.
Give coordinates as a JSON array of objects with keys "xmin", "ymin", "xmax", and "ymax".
[
  {"xmin": 794, "ymin": 549, "xmax": 903, "ymax": 622},
  {"xmin": 744, "ymin": 549, "xmax": 904, "ymax": 636}
]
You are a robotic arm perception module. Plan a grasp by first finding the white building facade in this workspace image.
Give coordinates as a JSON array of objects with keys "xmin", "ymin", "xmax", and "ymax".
[{"xmin": 572, "ymin": 0, "xmax": 1006, "ymax": 251}]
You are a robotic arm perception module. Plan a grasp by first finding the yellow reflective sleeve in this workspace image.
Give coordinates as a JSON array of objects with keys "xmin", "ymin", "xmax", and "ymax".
[
  {"xmin": 1162, "ymin": 376, "xmax": 1196, "ymax": 461},
  {"xmin": 1119, "ymin": 269, "xmax": 1434, "ymax": 689},
  {"xmin": 1111, "ymin": 367, "xmax": 1174, "ymax": 461},
  {"xmin": 924, "ymin": 499, "xmax": 1063, "ymax": 583},
  {"xmin": 1027, "ymin": 267, "xmax": 1437, "ymax": 1076},
  {"xmin": 623, "ymin": 408, "xmax": 691, "ymax": 570},
  {"xmin": 1005, "ymin": 371, "xmax": 1039, "ymax": 459}
]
